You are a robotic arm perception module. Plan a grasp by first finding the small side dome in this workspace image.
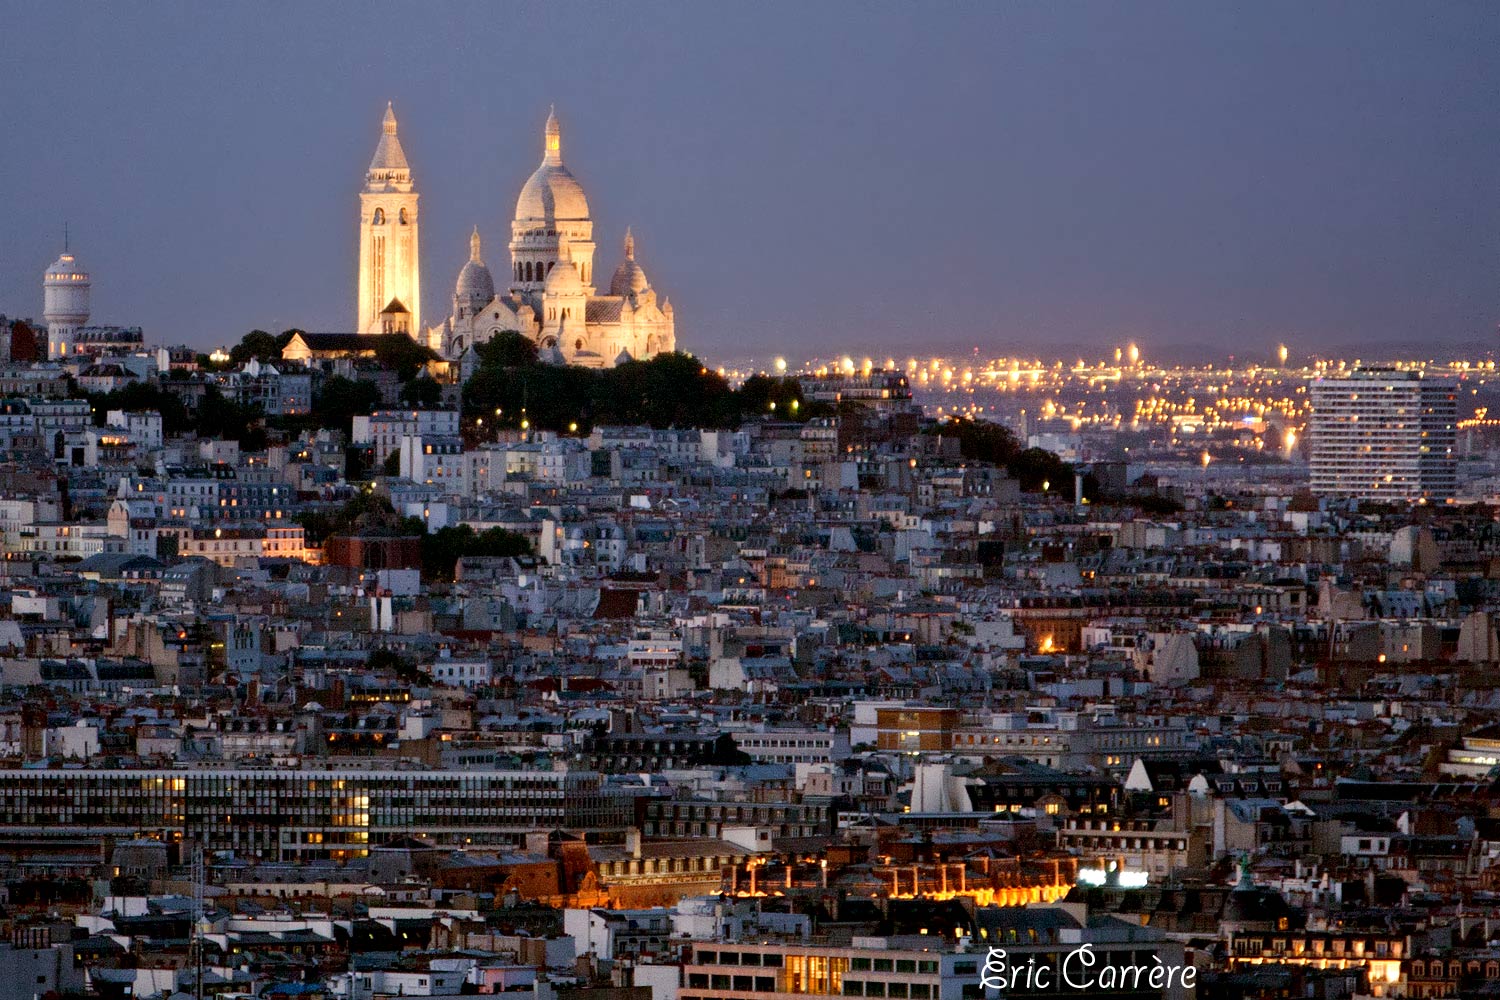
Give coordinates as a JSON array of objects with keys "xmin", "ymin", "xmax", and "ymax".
[
  {"xmin": 544, "ymin": 239, "xmax": 584, "ymax": 296},
  {"xmin": 615, "ymin": 348, "xmax": 634, "ymax": 366},
  {"xmin": 455, "ymin": 227, "xmax": 495, "ymax": 302},
  {"xmin": 609, "ymin": 227, "xmax": 650, "ymax": 296}
]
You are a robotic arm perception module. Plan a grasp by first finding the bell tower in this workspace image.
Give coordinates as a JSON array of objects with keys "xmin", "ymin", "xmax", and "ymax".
[{"xmin": 357, "ymin": 102, "xmax": 420, "ymax": 335}]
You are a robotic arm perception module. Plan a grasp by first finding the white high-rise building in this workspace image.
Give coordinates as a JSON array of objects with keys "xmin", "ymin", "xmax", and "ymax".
[
  {"xmin": 1309, "ymin": 368, "xmax": 1458, "ymax": 502},
  {"xmin": 43, "ymin": 248, "xmax": 90, "ymax": 359},
  {"xmin": 356, "ymin": 102, "xmax": 420, "ymax": 336}
]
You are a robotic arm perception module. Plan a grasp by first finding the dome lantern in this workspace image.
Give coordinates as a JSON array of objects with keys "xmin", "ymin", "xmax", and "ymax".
[{"xmin": 544, "ymin": 105, "xmax": 562, "ymax": 165}]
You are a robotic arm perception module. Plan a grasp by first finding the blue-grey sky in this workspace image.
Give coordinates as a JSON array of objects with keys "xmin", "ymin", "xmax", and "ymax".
[{"xmin": 3, "ymin": 2, "xmax": 1499, "ymax": 361}]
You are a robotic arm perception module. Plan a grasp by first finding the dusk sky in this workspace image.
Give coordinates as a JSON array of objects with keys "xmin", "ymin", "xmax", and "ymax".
[{"xmin": 4, "ymin": 2, "xmax": 1499, "ymax": 362}]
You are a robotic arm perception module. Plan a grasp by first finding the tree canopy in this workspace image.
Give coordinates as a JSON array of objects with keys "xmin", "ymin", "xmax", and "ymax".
[
  {"xmin": 297, "ymin": 493, "xmax": 531, "ymax": 582},
  {"xmin": 86, "ymin": 383, "xmax": 263, "ymax": 449},
  {"xmin": 399, "ymin": 376, "xmax": 443, "ymax": 408},
  {"xmin": 924, "ymin": 416, "xmax": 1074, "ymax": 493},
  {"xmin": 228, "ymin": 329, "xmax": 298, "ymax": 366},
  {"xmin": 462, "ymin": 347, "xmax": 813, "ymax": 432},
  {"xmin": 296, "ymin": 491, "xmax": 399, "ymax": 544},
  {"xmin": 315, "ymin": 377, "xmax": 383, "ymax": 435},
  {"xmin": 368, "ymin": 335, "xmax": 440, "ymax": 381},
  {"xmin": 409, "ymin": 523, "xmax": 531, "ymax": 582}
]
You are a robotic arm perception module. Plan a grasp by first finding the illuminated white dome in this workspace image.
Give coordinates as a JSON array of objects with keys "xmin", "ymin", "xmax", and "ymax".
[
  {"xmin": 544, "ymin": 239, "xmax": 584, "ymax": 295},
  {"xmin": 455, "ymin": 228, "xmax": 495, "ymax": 302},
  {"xmin": 515, "ymin": 107, "xmax": 590, "ymax": 224},
  {"xmin": 609, "ymin": 228, "xmax": 651, "ymax": 296}
]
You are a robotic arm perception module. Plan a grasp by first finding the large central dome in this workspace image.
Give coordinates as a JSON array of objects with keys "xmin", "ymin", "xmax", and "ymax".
[{"xmin": 515, "ymin": 108, "xmax": 590, "ymax": 224}]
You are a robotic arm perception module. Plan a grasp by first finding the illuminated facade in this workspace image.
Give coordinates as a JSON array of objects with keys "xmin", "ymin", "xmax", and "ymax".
[
  {"xmin": 0, "ymin": 767, "xmax": 630, "ymax": 861},
  {"xmin": 1058, "ymin": 799, "xmax": 1210, "ymax": 880},
  {"xmin": 1226, "ymin": 929, "xmax": 1405, "ymax": 995},
  {"xmin": 435, "ymin": 108, "xmax": 676, "ymax": 368},
  {"xmin": 869, "ymin": 856, "xmax": 1078, "ymax": 907},
  {"xmin": 682, "ymin": 940, "xmax": 978, "ymax": 1000},
  {"xmin": 357, "ymin": 103, "xmax": 420, "ymax": 336}
]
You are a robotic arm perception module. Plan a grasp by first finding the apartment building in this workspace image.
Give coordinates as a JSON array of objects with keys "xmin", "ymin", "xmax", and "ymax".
[{"xmin": 1309, "ymin": 368, "xmax": 1457, "ymax": 502}]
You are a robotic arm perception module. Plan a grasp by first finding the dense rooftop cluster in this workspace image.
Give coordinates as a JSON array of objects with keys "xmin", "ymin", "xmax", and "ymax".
[{"xmin": 0, "ymin": 319, "xmax": 1497, "ymax": 999}]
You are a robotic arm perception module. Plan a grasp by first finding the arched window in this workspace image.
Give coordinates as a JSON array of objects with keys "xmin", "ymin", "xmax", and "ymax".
[
  {"xmin": 575, "ymin": 338, "xmax": 584, "ymax": 352},
  {"xmin": 525, "ymin": 262, "xmax": 533, "ymax": 282},
  {"xmin": 398, "ymin": 208, "xmax": 408, "ymax": 224},
  {"xmin": 372, "ymin": 208, "xmax": 385, "ymax": 225}
]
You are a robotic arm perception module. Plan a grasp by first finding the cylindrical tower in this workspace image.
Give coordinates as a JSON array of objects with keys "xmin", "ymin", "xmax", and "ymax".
[{"xmin": 43, "ymin": 251, "xmax": 90, "ymax": 359}]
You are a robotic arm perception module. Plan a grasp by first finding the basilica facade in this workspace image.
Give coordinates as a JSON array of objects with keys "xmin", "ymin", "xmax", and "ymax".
[
  {"xmin": 355, "ymin": 105, "xmax": 675, "ymax": 368},
  {"xmin": 434, "ymin": 108, "xmax": 675, "ymax": 368}
]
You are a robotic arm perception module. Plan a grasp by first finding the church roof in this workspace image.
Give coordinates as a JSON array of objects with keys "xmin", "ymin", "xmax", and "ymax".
[
  {"xmin": 381, "ymin": 298, "xmax": 410, "ymax": 315},
  {"xmin": 585, "ymin": 299, "xmax": 624, "ymax": 324},
  {"xmin": 283, "ymin": 332, "xmax": 371, "ymax": 354}
]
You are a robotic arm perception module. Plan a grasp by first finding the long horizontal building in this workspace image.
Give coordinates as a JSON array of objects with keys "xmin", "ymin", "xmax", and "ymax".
[{"xmin": 0, "ymin": 767, "xmax": 632, "ymax": 861}]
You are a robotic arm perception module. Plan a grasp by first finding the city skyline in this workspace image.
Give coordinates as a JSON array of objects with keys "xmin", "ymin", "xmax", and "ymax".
[
  {"xmin": 5, "ymin": 7, "xmax": 1500, "ymax": 992},
  {"xmin": 5, "ymin": 3, "xmax": 1500, "ymax": 357}
]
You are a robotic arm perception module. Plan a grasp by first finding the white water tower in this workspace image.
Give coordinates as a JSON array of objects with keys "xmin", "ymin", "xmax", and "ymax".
[{"xmin": 43, "ymin": 247, "xmax": 90, "ymax": 359}]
